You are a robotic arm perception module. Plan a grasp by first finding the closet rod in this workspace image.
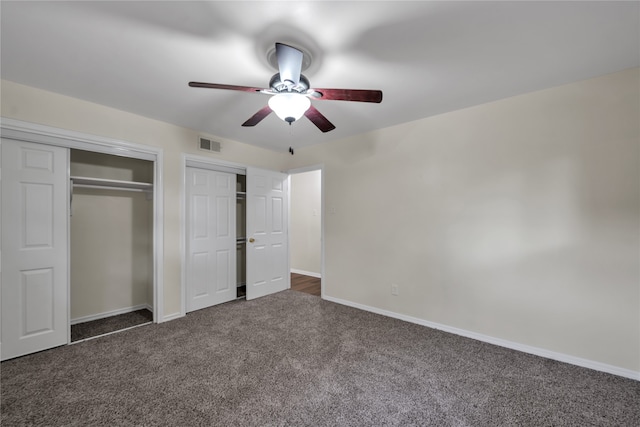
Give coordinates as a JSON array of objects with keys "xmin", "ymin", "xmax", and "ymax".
[
  {"xmin": 72, "ymin": 184, "xmax": 148, "ymax": 193},
  {"xmin": 71, "ymin": 176, "xmax": 153, "ymax": 191}
]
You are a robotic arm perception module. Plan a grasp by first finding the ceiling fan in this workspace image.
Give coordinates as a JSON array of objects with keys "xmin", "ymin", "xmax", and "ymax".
[{"xmin": 189, "ymin": 43, "xmax": 383, "ymax": 133}]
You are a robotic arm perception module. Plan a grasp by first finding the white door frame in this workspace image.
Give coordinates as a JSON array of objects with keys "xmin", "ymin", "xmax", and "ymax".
[
  {"xmin": 0, "ymin": 117, "xmax": 165, "ymax": 324},
  {"xmin": 286, "ymin": 164, "xmax": 325, "ymax": 299}
]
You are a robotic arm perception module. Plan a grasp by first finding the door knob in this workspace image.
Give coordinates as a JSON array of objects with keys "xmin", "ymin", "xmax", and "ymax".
[{"xmin": 249, "ymin": 238, "xmax": 255, "ymax": 243}]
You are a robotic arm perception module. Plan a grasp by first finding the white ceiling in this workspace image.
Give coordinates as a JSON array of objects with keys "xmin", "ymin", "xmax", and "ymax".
[{"xmin": 1, "ymin": 1, "xmax": 638, "ymax": 152}]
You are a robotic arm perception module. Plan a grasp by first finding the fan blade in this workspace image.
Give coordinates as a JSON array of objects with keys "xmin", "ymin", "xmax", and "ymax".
[
  {"xmin": 309, "ymin": 88, "xmax": 383, "ymax": 103},
  {"xmin": 189, "ymin": 82, "xmax": 264, "ymax": 93},
  {"xmin": 276, "ymin": 43, "xmax": 303, "ymax": 85},
  {"xmin": 242, "ymin": 105, "xmax": 273, "ymax": 127},
  {"xmin": 304, "ymin": 105, "xmax": 336, "ymax": 133}
]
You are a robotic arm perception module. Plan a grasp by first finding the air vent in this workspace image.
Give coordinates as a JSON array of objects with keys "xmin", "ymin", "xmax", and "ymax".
[{"xmin": 198, "ymin": 137, "xmax": 221, "ymax": 153}]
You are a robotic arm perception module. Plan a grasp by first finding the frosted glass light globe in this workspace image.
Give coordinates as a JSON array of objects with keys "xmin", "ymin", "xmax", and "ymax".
[{"xmin": 268, "ymin": 93, "xmax": 311, "ymax": 124}]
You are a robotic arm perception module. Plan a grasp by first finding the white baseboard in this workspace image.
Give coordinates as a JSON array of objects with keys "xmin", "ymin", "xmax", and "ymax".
[
  {"xmin": 71, "ymin": 303, "xmax": 153, "ymax": 325},
  {"xmin": 161, "ymin": 312, "xmax": 185, "ymax": 323},
  {"xmin": 323, "ymin": 295, "xmax": 639, "ymax": 381},
  {"xmin": 290, "ymin": 269, "xmax": 322, "ymax": 278}
]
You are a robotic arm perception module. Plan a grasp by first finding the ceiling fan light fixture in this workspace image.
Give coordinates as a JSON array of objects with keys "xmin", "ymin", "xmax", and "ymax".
[
  {"xmin": 190, "ymin": 42, "xmax": 382, "ymax": 132},
  {"xmin": 268, "ymin": 93, "xmax": 311, "ymax": 124}
]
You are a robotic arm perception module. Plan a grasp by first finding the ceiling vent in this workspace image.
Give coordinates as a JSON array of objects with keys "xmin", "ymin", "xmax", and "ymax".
[{"xmin": 198, "ymin": 136, "xmax": 221, "ymax": 153}]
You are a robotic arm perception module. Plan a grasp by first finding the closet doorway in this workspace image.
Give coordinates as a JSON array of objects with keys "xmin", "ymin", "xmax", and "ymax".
[
  {"xmin": 1, "ymin": 119, "xmax": 164, "ymax": 360},
  {"xmin": 70, "ymin": 150, "xmax": 154, "ymax": 341},
  {"xmin": 183, "ymin": 156, "xmax": 290, "ymax": 314}
]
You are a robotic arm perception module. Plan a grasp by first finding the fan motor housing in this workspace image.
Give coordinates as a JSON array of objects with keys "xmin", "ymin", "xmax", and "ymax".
[{"xmin": 269, "ymin": 73, "xmax": 310, "ymax": 93}]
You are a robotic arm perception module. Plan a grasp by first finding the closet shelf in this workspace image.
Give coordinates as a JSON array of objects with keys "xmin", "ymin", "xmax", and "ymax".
[{"xmin": 71, "ymin": 176, "xmax": 153, "ymax": 192}]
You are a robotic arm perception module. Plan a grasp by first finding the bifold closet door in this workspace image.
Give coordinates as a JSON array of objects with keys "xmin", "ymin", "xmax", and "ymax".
[
  {"xmin": 186, "ymin": 167, "xmax": 237, "ymax": 312},
  {"xmin": 246, "ymin": 167, "xmax": 289, "ymax": 300},
  {"xmin": 1, "ymin": 139, "xmax": 69, "ymax": 360}
]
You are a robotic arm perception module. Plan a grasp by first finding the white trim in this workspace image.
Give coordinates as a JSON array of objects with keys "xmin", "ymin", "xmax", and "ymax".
[
  {"xmin": 323, "ymin": 295, "xmax": 640, "ymax": 381},
  {"xmin": 0, "ymin": 117, "xmax": 165, "ymax": 326},
  {"xmin": 162, "ymin": 312, "xmax": 185, "ymax": 322},
  {"xmin": 1, "ymin": 117, "xmax": 156, "ymax": 161},
  {"xmin": 70, "ymin": 304, "xmax": 153, "ymax": 325},
  {"xmin": 287, "ymin": 175, "xmax": 291, "ymax": 289},
  {"xmin": 186, "ymin": 158, "xmax": 246, "ymax": 175},
  {"xmin": 66, "ymin": 148, "xmax": 72, "ymax": 344},
  {"xmin": 153, "ymin": 151, "xmax": 165, "ymax": 323},
  {"xmin": 290, "ymin": 269, "xmax": 322, "ymax": 278},
  {"xmin": 180, "ymin": 155, "xmax": 188, "ymax": 318},
  {"xmin": 184, "ymin": 152, "xmax": 248, "ymax": 173},
  {"xmin": 320, "ymin": 166, "xmax": 325, "ymax": 299}
]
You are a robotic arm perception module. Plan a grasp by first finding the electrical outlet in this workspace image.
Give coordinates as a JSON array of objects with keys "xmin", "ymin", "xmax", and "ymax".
[{"xmin": 391, "ymin": 284, "xmax": 399, "ymax": 296}]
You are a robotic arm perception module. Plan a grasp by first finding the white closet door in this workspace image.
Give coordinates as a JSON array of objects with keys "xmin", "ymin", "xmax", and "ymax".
[
  {"xmin": 186, "ymin": 167, "xmax": 237, "ymax": 312},
  {"xmin": 246, "ymin": 167, "xmax": 289, "ymax": 300},
  {"xmin": 1, "ymin": 139, "xmax": 69, "ymax": 360}
]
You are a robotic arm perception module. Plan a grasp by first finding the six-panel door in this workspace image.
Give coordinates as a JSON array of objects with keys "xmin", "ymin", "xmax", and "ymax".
[
  {"xmin": 185, "ymin": 167, "xmax": 237, "ymax": 312},
  {"xmin": 246, "ymin": 167, "xmax": 289, "ymax": 300},
  {"xmin": 1, "ymin": 139, "xmax": 69, "ymax": 360}
]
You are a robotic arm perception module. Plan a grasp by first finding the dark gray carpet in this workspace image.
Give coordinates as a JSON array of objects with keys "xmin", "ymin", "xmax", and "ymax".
[
  {"xmin": 2, "ymin": 291, "xmax": 638, "ymax": 426},
  {"xmin": 71, "ymin": 309, "xmax": 153, "ymax": 342}
]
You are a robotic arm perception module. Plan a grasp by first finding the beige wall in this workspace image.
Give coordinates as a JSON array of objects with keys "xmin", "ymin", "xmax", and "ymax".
[
  {"xmin": 1, "ymin": 79, "xmax": 288, "ymax": 318},
  {"xmin": 70, "ymin": 189, "xmax": 152, "ymax": 319},
  {"xmin": 290, "ymin": 170, "xmax": 322, "ymax": 275},
  {"xmin": 2, "ymin": 68, "xmax": 638, "ymax": 374},
  {"xmin": 286, "ymin": 68, "xmax": 640, "ymax": 373},
  {"xmin": 70, "ymin": 150, "xmax": 153, "ymax": 320}
]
